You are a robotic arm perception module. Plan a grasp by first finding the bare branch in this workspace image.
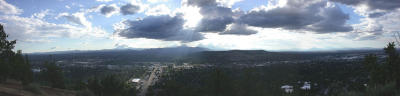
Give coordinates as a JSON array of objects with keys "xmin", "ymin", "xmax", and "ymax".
[{"xmin": 395, "ymin": 31, "xmax": 400, "ymax": 47}]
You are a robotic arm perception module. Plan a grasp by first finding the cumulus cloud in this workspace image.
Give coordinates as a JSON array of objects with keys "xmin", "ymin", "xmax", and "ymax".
[
  {"xmin": 239, "ymin": 0, "xmax": 352, "ymax": 33},
  {"xmin": 330, "ymin": 0, "xmax": 400, "ymax": 11},
  {"xmin": 0, "ymin": 0, "xmax": 23, "ymax": 15},
  {"xmin": 120, "ymin": 3, "xmax": 141, "ymax": 15},
  {"xmin": 185, "ymin": 0, "xmax": 217, "ymax": 7},
  {"xmin": 114, "ymin": 15, "xmax": 204, "ymax": 42},
  {"xmin": 219, "ymin": 23, "xmax": 257, "ymax": 35},
  {"xmin": 330, "ymin": 0, "xmax": 400, "ymax": 18},
  {"xmin": 65, "ymin": 5, "xmax": 71, "ymax": 9},
  {"xmin": 145, "ymin": 4, "xmax": 171, "ymax": 16},
  {"xmin": 196, "ymin": 6, "xmax": 234, "ymax": 32},
  {"xmin": 57, "ymin": 12, "xmax": 92, "ymax": 27},
  {"xmin": 99, "ymin": 4, "xmax": 118, "ymax": 17},
  {"xmin": 0, "ymin": 15, "xmax": 107, "ymax": 42},
  {"xmin": 100, "ymin": 5, "xmax": 116, "ymax": 15},
  {"xmin": 216, "ymin": 0, "xmax": 243, "ymax": 8},
  {"xmin": 31, "ymin": 9, "xmax": 50, "ymax": 19},
  {"xmin": 184, "ymin": 0, "xmax": 235, "ymax": 32},
  {"xmin": 308, "ymin": 5, "xmax": 353, "ymax": 33},
  {"xmin": 112, "ymin": 38, "xmax": 182, "ymax": 49},
  {"xmin": 349, "ymin": 9, "xmax": 400, "ymax": 40}
]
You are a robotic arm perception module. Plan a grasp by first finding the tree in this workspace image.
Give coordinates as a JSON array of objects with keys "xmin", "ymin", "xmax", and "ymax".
[
  {"xmin": 21, "ymin": 54, "xmax": 34, "ymax": 85},
  {"xmin": 42, "ymin": 61, "xmax": 65, "ymax": 89},
  {"xmin": 11, "ymin": 50, "xmax": 33, "ymax": 85},
  {"xmin": 383, "ymin": 42, "xmax": 400, "ymax": 88},
  {"xmin": 363, "ymin": 42, "xmax": 400, "ymax": 88},
  {"xmin": 88, "ymin": 77, "xmax": 102, "ymax": 96},
  {"xmin": 0, "ymin": 24, "xmax": 16, "ymax": 83},
  {"xmin": 87, "ymin": 75, "xmax": 137, "ymax": 96},
  {"xmin": 363, "ymin": 54, "xmax": 384, "ymax": 86},
  {"xmin": 100, "ymin": 75, "xmax": 125, "ymax": 96}
]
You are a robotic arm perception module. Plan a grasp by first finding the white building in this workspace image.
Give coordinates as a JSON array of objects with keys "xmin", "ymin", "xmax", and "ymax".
[
  {"xmin": 281, "ymin": 85, "xmax": 294, "ymax": 93},
  {"xmin": 131, "ymin": 78, "xmax": 140, "ymax": 83}
]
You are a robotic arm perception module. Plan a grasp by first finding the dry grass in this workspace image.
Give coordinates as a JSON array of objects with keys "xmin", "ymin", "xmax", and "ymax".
[{"xmin": 0, "ymin": 80, "xmax": 76, "ymax": 96}]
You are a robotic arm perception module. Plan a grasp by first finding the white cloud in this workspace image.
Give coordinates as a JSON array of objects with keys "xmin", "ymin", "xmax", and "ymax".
[
  {"xmin": 31, "ymin": 9, "xmax": 50, "ymax": 19},
  {"xmin": 96, "ymin": 0, "xmax": 112, "ymax": 2},
  {"xmin": 0, "ymin": 0, "xmax": 23, "ymax": 15},
  {"xmin": 187, "ymin": 27, "xmax": 387, "ymax": 51},
  {"xmin": 65, "ymin": 5, "xmax": 71, "ymax": 9},
  {"xmin": 0, "ymin": 15, "xmax": 108, "ymax": 43},
  {"xmin": 147, "ymin": 0, "xmax": 168, "ymax": 3},
  {"xmin": 112, "ymin": 36, "xmax": 181, "ymax": 49},
  {"xmin": 145, "ymin": 4, "xmax": 171, "ymax": 16},
  {"xmin": 174, "ymin": 6, "xmax": 202, "ymax": 28},
  {"xmin": 216, "ymin": 0, "xmax": 242, "ymax": 8},
  {"xmin": 56, "ymin": 12, "xmax": 92, "ymax": 28},
  {"xmin": 349, "ymin": 9, "xmax": 400, "ymax": 40}
]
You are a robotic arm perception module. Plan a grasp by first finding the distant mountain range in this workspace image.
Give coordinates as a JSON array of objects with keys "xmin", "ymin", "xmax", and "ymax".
[
  {"xmin": 28, "ymin": 46, "xmax": 209, "ymax": 63},
  {"xmin": 27, "ymin": 46, "xmax": 385, "ymax": 64}
]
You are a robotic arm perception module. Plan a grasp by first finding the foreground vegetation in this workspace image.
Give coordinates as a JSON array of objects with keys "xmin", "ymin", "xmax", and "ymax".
[{"xmin": 147, "ymin": 43, "xmax": 400, "ymax": 96}]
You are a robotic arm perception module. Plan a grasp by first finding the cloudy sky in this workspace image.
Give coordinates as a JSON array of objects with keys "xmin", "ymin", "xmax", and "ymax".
[{"xmin": 1, "ymin": 0, "xmax": 399, "ymax": 53}]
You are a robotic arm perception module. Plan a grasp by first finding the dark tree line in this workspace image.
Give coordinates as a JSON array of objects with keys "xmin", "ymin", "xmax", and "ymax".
[
  {"xmin": 86, "ymin": 74, "xmax": 137, "ymax": 96},
  {"xmin": 0, "ymin": 24, "xmax": 33, "ymax": 85},
  {"xmin": 148, "ymin": 60, "xmax": 366, "ymax": 96},
  {"xmin": 0, "ymin": 24, "xmax": 66, "ymax": 90},
  {"xmin": 40, "ymin": 60, "xmax": 66, "ymax": 89},
  {"xmin": 363, "ymin": 42, "xmax": 400, "ymax": 88}
]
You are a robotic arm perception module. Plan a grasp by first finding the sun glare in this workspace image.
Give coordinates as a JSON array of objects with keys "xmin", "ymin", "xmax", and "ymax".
[{"xmin": 181, "ymin": 6, "xmax": 202, "ymax": 29}]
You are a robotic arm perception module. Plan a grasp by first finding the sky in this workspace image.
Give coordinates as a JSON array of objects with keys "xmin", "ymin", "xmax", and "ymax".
[{"xmin": 0, "ymin": 0, "xmax": 399, "ymax": 53}]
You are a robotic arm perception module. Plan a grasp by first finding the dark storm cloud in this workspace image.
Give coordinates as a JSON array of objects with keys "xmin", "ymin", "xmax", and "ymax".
[
  {"xmin": 186, "ymin": 0, "xmax": 217, "ymax": 7},
  {"xmin": 238, "ymin": 0, "xmax": 353, "ymax": 33},
  {"xmin": 115, "ymin": 15, "xmax": 204, "ymax": 42},
  {"xmin": 308, "ymin": 6, "xmax": 353, "ymax": 33},
  {"xmin": 368, "ymin": 12, "xmax": 387, "ymax": 18},
  {"xmin": 219, "ymin": 23, "xmax": 257, "ymax": 35},
  {"xmin": 196, "ymin": 17, "xmax": 233, "ymax": 32},
  {"xmin": 330, "ymin": 0, "xmax": 400, "ymax": 10},
  {"xmin": 239, "ymin": 7, "xmax": 322, "ymax": 29},
  {"xmin": 100, "ymin": 5, "xmax": 116, "ymax": 15},
  {"xmin": 195, "ymin": 6, "xmax": 234, "ymax": 32},
  {"xmin": 186, "ymin": 0, "xmax": 235, "ymax": 32},
  {"xmin": 120, "ymin": 4, "xmax": 140, "ymax": 15}
]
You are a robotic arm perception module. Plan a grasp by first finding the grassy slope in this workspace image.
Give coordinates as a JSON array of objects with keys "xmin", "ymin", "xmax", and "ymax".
[{"xmin": 0, "ymin": 80, "xmax": 76, "ymax": 96}]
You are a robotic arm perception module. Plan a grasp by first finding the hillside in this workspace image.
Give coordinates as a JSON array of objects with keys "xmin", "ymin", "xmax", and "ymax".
[{"xmin": 0, "ymin": 80, "xmax": 76, "ymax": 96}]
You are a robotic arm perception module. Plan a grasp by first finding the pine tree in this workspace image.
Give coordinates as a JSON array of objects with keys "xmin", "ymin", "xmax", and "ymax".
[
  {"xmin": 363, "ymin": 54, "xmax": 384, "ymax": 86},
  {"xmin": 363, "ymin": 42, "xmax": 400, "ymax": 88},
  {"xmin": 42, "ymin": 61, "xmax": 65, "ymax": 89},
  {"xmin": 88, "ymin": 77, "xmax": 102, "ymax": 96},
  {"xmin": 20, "ymin": 54, "xmax": 33, "ymax": 85},
  {"xmin": 383, "ymin": 42, "xmax": 400, "ymax": 88},
  {"xmin": 0, "ymin": 24, "xmax": 16, "ymax": 83}
]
